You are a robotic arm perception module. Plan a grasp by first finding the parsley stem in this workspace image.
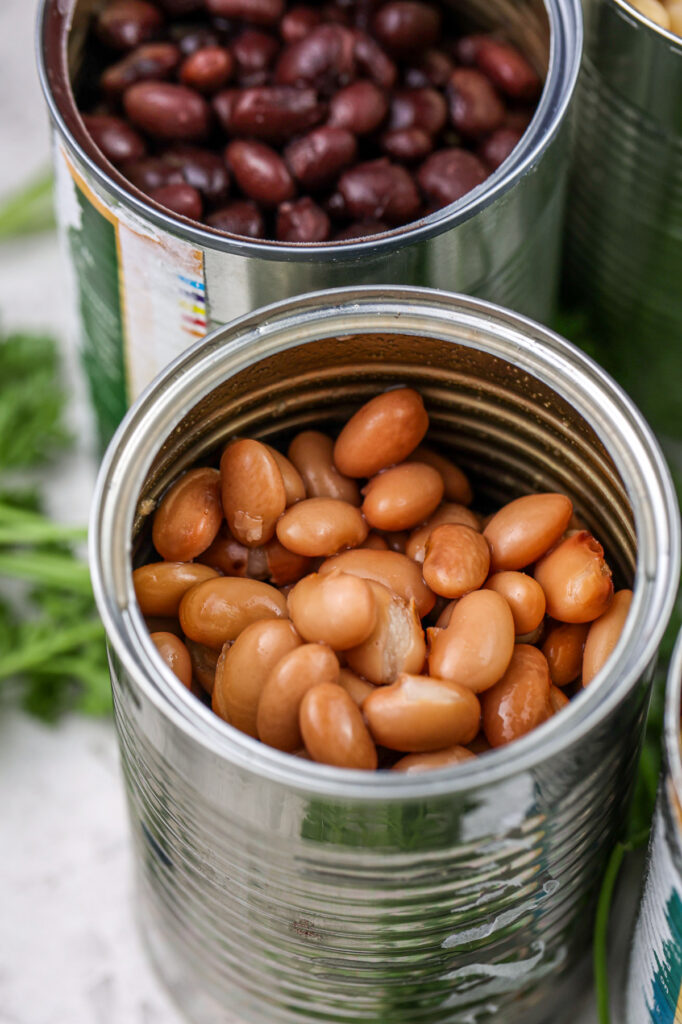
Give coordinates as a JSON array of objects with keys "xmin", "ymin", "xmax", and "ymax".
[
  {"xmin": 0, "ymin": 525, "xmax": 87, "ymax": 545},
  {"xmin": 0, "ymin": 172, "xmax": 56, "ymax": 240},
  {"xmin": 0, "ymin": 551, "xmax": 92, "ymax": 594},
  {"xmin": 0, "ymin": 619, "xmax": 105, "ymax": 679},
  {"xmin": 594, "ymin": 841, "xmax": 626, "ymax": 1024}
]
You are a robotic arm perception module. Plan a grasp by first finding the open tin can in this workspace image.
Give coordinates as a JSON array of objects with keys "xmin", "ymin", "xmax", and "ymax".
[
  {"xmin": 627, "ymin": 628, "xmax": 682, "ymax": 1023},
  {"xmin": 90, "ymin": 286, "xmax": 680, "ymax": 1024},
  {"xmin": 38, "ymin": 0, "xmax": 582, "ymax": 446}
]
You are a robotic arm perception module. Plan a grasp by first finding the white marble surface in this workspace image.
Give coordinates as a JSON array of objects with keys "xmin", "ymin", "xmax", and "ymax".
[{"xmin": 0, "ymin": 3, "xmax": 601, "ymax": 1022}]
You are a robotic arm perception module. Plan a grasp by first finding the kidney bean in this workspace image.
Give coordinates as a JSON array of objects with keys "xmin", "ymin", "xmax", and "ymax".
[
  {"xmin": 275, "ymin": 25, "xmax": 356, "ymax": 92},
  {"xmin": 362, "ymin": 532, "xmax": 389, "ymax": 550},
  {"xmin": 541, "ymin": 622, "xmax": 588, "ymax": 687},
  {"xmin": 257, "ymin": 643, "xmax": 340, "ymax": 751},
  {"xmin": 281, "ymin": 7, "xmax": 322, "ymax": 43},
  {"xmin": 372, "ymin": 2, "xmax": 441, "ymax": 55},
  {"xmin": 362, "ymin": 462, "xmax": 443, "ymax": 532},
  {"xmin": 392, "ymin": 745, "xmax": 475, "ymax": 772},
  {"xmin": 215, "ymin": 86, "xmax": 325, "ymax": 142},
  {"xmin": 149, "ymin": 182, "xmax": 203, "ymax": 219},
  {"xmin": 124, "ymin": 81, "xmax": 210, "ymax": 140},
  {"xmin": 276, "ymin": 497, "xmax": 368, "ymax": 557},
  {"xmin": 206, "ymin": 200, "xmax": 265, "ymax": 237},
  {"xmin": 179, "ymin": 576, "xmax": 288, "ymax": 648},
  {"xmin": 549, "ymin": 684, "xmax": 570, "ymax": 714},
  {"xmin": 417, "ymin": 148, "xmax": 488, "ymax": 206},
  {"xmin": 284, "ymin": 127, "xmax": 357, "ymax": 190},
  {"xmin": 212, "ymin": 618, "xmax": 301, "ymax": 734},
  {"xmin": 468, "ymin": 731, "xmax": 492, "ymax": 755},
  {"xmin": 408, "ymin": 446, "xmax": 473, "ymax": 505},
  {"xmin": 325, "ymin": 190, "xmax": 349, "ymax": 220},
  {"xmin": 481, "ymin": 644, "xmax": 552, "ymax": 747},
  {"xmin": 180, "ymin": 46, "xmax": 233, "ymax": 93},
  {"xmin": 478, "ymin": 127, "xmax": 524, "ymax": 171},
  {"xmin": 151, "ymin": 468, "xmax": 222, "ymax": 561},
  {"xmin": 381, "ymin": 129, "xmax": 432, "ymax": 163},
  {"xmin": 319, "ymin": 547, "xmax": 435, "ymax": 618},
  {"xmin": 406, "ymin": 502, "xmax": 481, "ymax": 564},
  {"xmin": 423, "ymin": 523, "xmax": 491, "ymax": 599},
  {"xmin": 196, "ymin": 525, "xmax": 248, "ymax": 576},
  {"xmin": 121, "ymin": 156, "xmax": 184, "ymax": 192},
  {"xmin": 405, "ymin": 49, "xmax": 454, "ymax": 89},
  {"xmin": 231, "ymin": 29, "xmax": 280, "ymax": 86},
  {"xmin": 337, "ymin": 667, "xmax": 376, "ymax": 705},
  {"xmin": 448, "ymin": 68, "xmax": 505, "ymax": 138},
  {"xmin": 220, "ymin": 438, "xmax": 287, "ymax": 546},
  {"xmin": 150, "ymin": 631, "xmax": 193, "ymax": 688},
  {"xmin": 227, "ymin": 140, "xmax": 295, "ymax": 207},
  {"xmin": 534, "ymin": 531, "xmax": 614, "ymax": 624},
  {"xmin": 470, "ymin": 36, "xmax": 542, "ymax": 101},
  {"xmin": 388, "ymin": 88, "xmax": 447, "ymax": 136},
  {"xmin": 97, "ymin": 0, "xmax": 164, "ymax": 51},
  {"xmin": 255, "ymin": 446, "xmax": 302, "ymax": 506},
  {"xmin": 334, "ymin": 220, "xmax": 389, "ymax": 239},
  {"xmin": 82, "ymin": 115, "xmax": 146, "ymax": 165},
  {"xmin": 300, "ymin": 682, "xmax": 378, "ymax": 769},
  {"xmin": 363, "ymin": 672, "xmax": 480, "ymax": 751},
  {"xmin": 352, "ymin": 30, "xmax": 397, "ymax": 89},
  {"xmin": 204, "ymin": 0, "xmax": 284, "ymax": 24},
  {"xmin": 484, "ymin": 571, "xmax": 546, "ymax": 636},
  {"xmin": 428, "ymin": 589, "xmax": 515, "ymax": 693},
  {"xmin": 582, "ymin": 590, "xmax": 633, "ymax": 686},
  {"xmin": 133, "ymin": 561, "xmax": 219, "ymax": 616},
  {"xmin": 259, "ymin": 537, "xmax": 312, "ymax": 586},
  {"xmin": 287, "ymin": 430, "xmax": 360, "ymax": 504},
  {"xmin": 276, "ymin": 197, "xmax": 331, "ymax": 242},
  {"xmin": 329, "ymin": 81, "xmax": 388, "ymax": 135},
  {"xmin": 101, "ymin": 42, "xmax": 180, "ymax": 95},
  {"xmin": 334, "ymin": 388, "xmax": 428, "ymax": 477},
  {"xmin": 162, "ymin": 145, "xmax": 230, "ymax": 204},
  {"xmin": 172, "ymin": 25, "xmax": 222, "ymax": 56},
  {"xmin": 483, "ymin": 493, "xmax": 574, "ymax": 572},
  {"xmin": 185, "ymin": 638, "xmax": 220, "ymax": 693},
  {"xmin": 287, "ymin": 570, "xmax": 377, "ymax": 650},
  {"xmin": 345, "ymin": 581, "xmax": 425, "ymax": 685}
]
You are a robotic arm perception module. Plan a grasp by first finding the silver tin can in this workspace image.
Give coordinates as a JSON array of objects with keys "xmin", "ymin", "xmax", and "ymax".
[
  {"xmin": 627, "ymin": 629, "xmax": 682, "ymax": 1023},
  {"xmin": 38, "ymin": 0, "xmax": 582, "ymax": 447},
  {"xmin": 565, "ymin": 0, "xmax": 682, "ymax": 441},
  {"xmin": 90, "ymin": 286, "xmax": 680, "ymax": 1024}
]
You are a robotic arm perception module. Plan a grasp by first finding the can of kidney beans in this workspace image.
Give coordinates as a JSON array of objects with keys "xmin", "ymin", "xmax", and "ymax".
[
  {"xmin": 38, "ymin": 0, "xmax": 582, "ymax": 448},
  {"xmin": 89, "ymin": 286, "xmax": 680, "ymax": 1024},
  {"xmin": 626, "ymin": 629, "xmax": 682, "ymax": 1022},
  {"xmin": 565, "ymin": 0, "xmax": 682, "ymax": 442}
]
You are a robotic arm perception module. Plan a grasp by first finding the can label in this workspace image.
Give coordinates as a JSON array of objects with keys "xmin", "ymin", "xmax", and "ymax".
[
  {"xmin": 628, "ymin": 785, "xmax": 682, "ymax": 1023},
  {"xmin": 55, "ymin": 142, "xmax": 209, "ymax": 445}
]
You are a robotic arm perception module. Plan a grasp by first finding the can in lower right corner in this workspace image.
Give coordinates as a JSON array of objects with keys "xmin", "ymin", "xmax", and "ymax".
[{"xmin": 627, "ymin": 629, "xmax": 682, "ymax": 1023}]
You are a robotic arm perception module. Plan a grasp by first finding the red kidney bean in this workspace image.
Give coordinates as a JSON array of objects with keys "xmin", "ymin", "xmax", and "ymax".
[
  {"xmin": 417, "ymin": 149, "xmax": 488, "ymax": 206},
  {"xmin": 372, "ymin": 2, "xmax": 441, "ymax": 54},
  {"xmin": 453, "ymin": 36, "xmax": 480, "ymax": 66},
  {"xmin": 97, "ymin": 0, "xmax": 164, "ymax": 51},
  {"xmin": 231, "ymin": 30, "xmax": 280, "ymax": 86},
  {"xmin": 275, "ymin": 25, "xmax": 356, "ymax": 93},
  {"xmin": 329, "ymin": 81, "xmax": 388, "ymax": 135},
  {"xmin": 325, "ymin": 190, "xmax": 349, "ymax": 221},
  {"xmin": 100, "ymin": 42, "xmax": 180, "ymax": 96},
  {"xmin": 338, "ymin": 159, "xmax": 421, "ymax": 223},
  {"xmin": 321, "ymin": 2, "xmax": 352, "ymax": 25},
  {"xmin": 284, "ymin": 127, "xmax": 357, "ymax": 189},
  {"xmin": 206, "ymin": 201, "xmax": 266, "ymax": 237},
  {"xmin": 448, "ymin": 68, "xmax": 505, "ymax": 138},
  {"xmin": 478, "ymin": 127, "xmax": 524, "ymax": 171},
  {"xmin": 180, "ymin": 46, "xmax": 234, "ymax": 93},
  {"xmin": 122, "ymin": 156, "xmax": 185, "ymax": 192},
  {"xmin": 226, "ymin": 140, "xmax": 295, "ymax": 206},
  {"xmin": 162, "ymin": 145, "xmax": 230, "ymax": 204},
  {"xmin": 405, "ymin": 49, "xmax": 454, "ymax": 89},
  {"xmin": 334, "ymin": 220, "xmax": 388, "ymax": 239},
  {"xmin": 172, "ymin": 25, "xmax": 222, "ymax": 56},
  {"xmin": 381, "ymin": 128, "xmax": 432, "ymax": 162},
  {"xmin": 82, "ymin": 115, "xmax": 146, "ymax": 165},
  {"xmin": 124, "ymin": 81, "xmax": 211, "ymax": 140},
  {"xmin": 149, "ymin": 183, "xmax": 203, "ymax": 219},
  {"xmin": 505, "ymin": 107, "xmax": 535, "ymax": 132},
  {"xmin": 204, "ymin": 0, "xmax": 284, "ymax": 25},
  {"xmin": 460, "ymin": 35, "xmax": 542, "ymax": 100},
  {"xmin": 276, "ymin": 197, "xmax": 330, "ymax": 242},
  {"xmin": 281, "ymin": 6, "xmax": 322, "ymax": 43},
  {"xmin": 158, "ymin": 0, "xmax": 204, "ymax": 13},
  {"xmin": 388, "ymin": 88, "xmax": 447, "ymax": 136},
  {"xmin": 352, "ymin": 30, "xmax": 397, "ymax": 89},
  {"xmin": 214, "ymin": 86, "xmax": 325, "ymax": 142}
]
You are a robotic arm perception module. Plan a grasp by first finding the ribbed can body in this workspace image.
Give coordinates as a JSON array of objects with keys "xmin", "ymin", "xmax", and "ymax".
[
  {"xmin": 565, "ymin": 0, "xmax": 682, "ymax": 439},
  {"xmin": 627, "ymin": 631, "xmax": 682, "ymax": 1023},
  {"xmin": 38, "ymin": 0, "xmax": 582, "ymax": 448}
]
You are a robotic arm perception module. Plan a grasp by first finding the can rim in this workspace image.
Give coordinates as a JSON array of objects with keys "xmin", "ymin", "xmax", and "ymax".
[
  {"xmin": 89, "ymin": 285, "xmax": 681, "ymax": 800},
  {"xmin": 36, "ymin": 0, "xmax": 582, "ymax": 261},
  {"xmin": 610, "ymin": 0, "xmax": 682, "ymax": 50},
  {"xmin": 665, "ymin": 628, "xmax": 682, "ymax": 818}
]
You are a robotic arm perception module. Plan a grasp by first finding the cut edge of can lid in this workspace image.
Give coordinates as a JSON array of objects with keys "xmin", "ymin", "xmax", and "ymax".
[{"xmin": 611, "ymin": 0, "xmax": 682, "ymax": 49}]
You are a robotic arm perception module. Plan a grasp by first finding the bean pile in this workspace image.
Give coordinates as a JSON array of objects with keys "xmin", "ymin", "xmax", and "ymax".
[
  {"xmin": 133, "ymin": 388, "xmax": 633, "ymax": 773},
  {"xmin": 628, "ymin": 0, "xmax": 682, "ymax": 35},
  {"xmin": 78, "ymin": 0, "xmax": 542, "ymax": 241}
]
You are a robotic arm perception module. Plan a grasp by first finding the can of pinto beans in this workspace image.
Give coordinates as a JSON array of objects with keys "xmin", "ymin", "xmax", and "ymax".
[
  {"xmin": 89, "ymin": 286, "xmax": 680, "ymax": 1024},
  {"xmin": 565, "ymin": 0, "xmax": 682, "ymax": 442},
  {"xmin": 627, "ymin": 629, "xmax": 682, "ymax": 1023},
  {"xmin": 38, "ymin": 0, "xmax": 582, "ymax": 448}
]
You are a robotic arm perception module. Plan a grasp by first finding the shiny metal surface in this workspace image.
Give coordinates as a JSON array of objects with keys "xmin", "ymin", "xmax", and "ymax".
[
  {"xmin": 38, "ymin": 0, "xmax": 582, "ymax": 444},
  {"xmin": 90, "ymin": 287, "xmax": 680, "ymax": 1024},
  {"xmin": 565, "ymin": 0, "xmax": 682, "ymax": 438}
]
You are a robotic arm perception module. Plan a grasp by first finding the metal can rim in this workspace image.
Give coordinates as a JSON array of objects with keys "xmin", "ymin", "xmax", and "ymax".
[
  {"xmin": 88, "ymin": 285, "xmax": 681, "ymax": 799},
  {"xmin": 36, "ymin": 0, "xmax": 583, "ymax": 262},
  {"xmin": 609, "ymin": 0, "xmax": 682, "ymax": 49},
  {"xmin": 665, "ymin": 628, "xmax": 682, "ymax": 833}
]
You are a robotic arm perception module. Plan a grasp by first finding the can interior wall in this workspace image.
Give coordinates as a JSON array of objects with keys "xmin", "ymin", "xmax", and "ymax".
[{"xmin": 90, "ymin": 288, "xmax": 680, "ymax": 1024}]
